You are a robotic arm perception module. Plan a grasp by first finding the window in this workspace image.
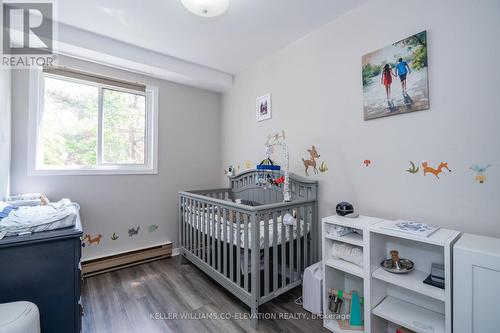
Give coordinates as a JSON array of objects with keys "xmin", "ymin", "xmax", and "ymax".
[{"xmin": 28, "ymin": 68, "xmax": 158, "ymax": 175}]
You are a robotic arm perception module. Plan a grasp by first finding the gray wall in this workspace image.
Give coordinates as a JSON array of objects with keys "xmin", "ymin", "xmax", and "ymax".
[
  {"xmin": 11, "ymin": 56, "xmax": 222, "ymax": 260},
  {"xmin": 221, "ymin": 0, "xmax": 500, "ymax": 237},
  {"xmin": 0, "ymin": 69, "xmax": 11, "ymax": 199}
]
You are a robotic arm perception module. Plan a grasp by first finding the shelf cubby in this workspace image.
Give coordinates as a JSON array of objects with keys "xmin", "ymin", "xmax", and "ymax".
[
  {"xmin": 325, "ymin": 257, "xmax": 363, "ymax": 279},
  {"xmin": 372, "ymin": 296, "xmax": 445, "ymax": 333},
  {"xmin": 323, "ymin": 264, "xmax": 365, "ymax": 333},
  {"xmin": 324, "ymin": 232, "xmax": 363, "ymax": 247},
  {"xmin": 371, "ymin": 266, "xmax": 445, "ymax": 301}
]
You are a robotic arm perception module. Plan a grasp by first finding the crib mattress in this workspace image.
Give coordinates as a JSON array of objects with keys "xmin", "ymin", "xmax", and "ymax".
[{"xmin": 185, "ymin": 212, "xmax": 310, "ymax": 249}]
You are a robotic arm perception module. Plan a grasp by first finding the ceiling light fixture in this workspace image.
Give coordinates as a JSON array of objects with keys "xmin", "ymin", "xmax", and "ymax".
[{"xmin": 181, "ymin": 0, "xmax": 229, "ymax": 18}]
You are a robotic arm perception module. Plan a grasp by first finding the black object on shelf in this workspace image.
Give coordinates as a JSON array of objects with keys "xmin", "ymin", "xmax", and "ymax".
[
  {"xmin": 423, "ymin": 274, "xmax": 445, "ymax": 289},
  {"xmin": 336, "ymin": 202, "xmax": 354, "ymax": 216}
]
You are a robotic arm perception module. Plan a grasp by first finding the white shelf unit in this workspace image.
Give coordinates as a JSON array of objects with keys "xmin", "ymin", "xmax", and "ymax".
[
  {"xmin": 322, "ymin": 215, "xmax": 460, "ymax": 333},
  {"xmin": 322, "ymin": 215, "xmax": 382, "ymax": 332},
  {"xmin": 369, "ymin": 220, "xmax": 460, "ymax": 333}
]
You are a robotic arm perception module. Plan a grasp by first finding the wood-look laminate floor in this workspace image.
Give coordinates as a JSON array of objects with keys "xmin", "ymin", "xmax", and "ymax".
[{"xmin": 82, "ymin": 257, "xmax": 328, "ymax": 333}]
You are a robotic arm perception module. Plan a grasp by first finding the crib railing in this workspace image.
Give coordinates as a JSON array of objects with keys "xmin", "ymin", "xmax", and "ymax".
[
  {"xmin": 189, "ymin": 188, "xmax": 233, "ymax": 200},
  {"xmin": 178, "ymin": 189, "xmax": 318, "ymax": 324}
]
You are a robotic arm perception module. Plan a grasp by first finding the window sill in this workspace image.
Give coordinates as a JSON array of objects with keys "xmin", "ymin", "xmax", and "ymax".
[{"xmin": 28, "ymin": 166, "xmax": 158, "ymax": 176}]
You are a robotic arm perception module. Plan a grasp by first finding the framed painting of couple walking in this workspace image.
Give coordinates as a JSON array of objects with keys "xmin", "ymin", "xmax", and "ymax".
[{"xmin": 362, "ymin": 30, "xmax": 429, "ymax": 120}]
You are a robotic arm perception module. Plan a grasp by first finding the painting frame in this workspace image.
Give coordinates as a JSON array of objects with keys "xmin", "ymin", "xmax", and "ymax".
[
  {"xmin": 256, "ymin": 93, "xmax": 272, "ymax": 122},
  {"xmin": 362, "ymin": 30, "xmax": 429, "ymax": 121}
]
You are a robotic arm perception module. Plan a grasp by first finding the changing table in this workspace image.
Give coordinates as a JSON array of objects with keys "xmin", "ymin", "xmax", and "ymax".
[{"xmin": 0, "ymin": 215, "xmax": 83, "ymax": 332}]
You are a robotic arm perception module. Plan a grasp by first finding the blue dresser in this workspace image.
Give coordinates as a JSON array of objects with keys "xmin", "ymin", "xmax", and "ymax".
[{"xmin": 0, "ymin": 217, "xmax": 83, "ymax": 333}]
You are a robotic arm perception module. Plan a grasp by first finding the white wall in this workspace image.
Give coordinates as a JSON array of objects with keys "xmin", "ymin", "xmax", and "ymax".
[
  {"xmin": 11, "ymin": 56, "xmax": 222, "ymax": 260},
  {"xmin": 221, "ymin": 0, "xmax": 500, "ymax": 237},
  {"xmin": 0, "ymin": 69, "xmax": 11, "ymax": 199}
]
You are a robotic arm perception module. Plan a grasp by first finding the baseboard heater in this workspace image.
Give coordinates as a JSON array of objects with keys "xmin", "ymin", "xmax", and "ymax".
[{"xmin": 82, "ymin": 242, "xmax": 172, "ymax": 277}]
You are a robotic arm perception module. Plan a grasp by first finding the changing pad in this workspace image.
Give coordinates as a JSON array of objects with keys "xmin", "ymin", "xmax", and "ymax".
[{"xmin": 0, "ymin": 199, "xmax": 79, "ymax": 236}]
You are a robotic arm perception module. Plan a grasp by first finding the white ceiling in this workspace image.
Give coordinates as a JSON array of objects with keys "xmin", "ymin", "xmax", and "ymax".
[{"xmin": 56, "ymin": 0, "xmax": 364, "ymax": 75}]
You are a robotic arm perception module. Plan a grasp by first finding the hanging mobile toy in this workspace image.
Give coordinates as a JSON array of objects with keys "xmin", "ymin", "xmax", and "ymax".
[
  {"xmin": 256, "ymin": 157, "xmax": 280, "ymax": 187},
  {"xmin": 255, "ymin": 130, "xmax": 291, "ymax": 202},
  {"xmin": 273, "ymin": 176, "xmax": 285, "ymax": 185}
]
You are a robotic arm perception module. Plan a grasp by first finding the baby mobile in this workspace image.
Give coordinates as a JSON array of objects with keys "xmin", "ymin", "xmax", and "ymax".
[{"xmin": 256, "ymin": 130, "xmax": 291, "ymax": 202}]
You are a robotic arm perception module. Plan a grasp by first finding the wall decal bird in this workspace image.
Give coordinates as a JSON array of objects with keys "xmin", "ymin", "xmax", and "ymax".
[{"xmin": 470, "ymin": 164, "xmax": 492, "ymax": 184}]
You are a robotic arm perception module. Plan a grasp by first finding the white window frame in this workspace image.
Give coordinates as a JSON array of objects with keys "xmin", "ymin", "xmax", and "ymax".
[{"xmin": 28, "ymin": 68, "xmax": 159, "ymax": 176}]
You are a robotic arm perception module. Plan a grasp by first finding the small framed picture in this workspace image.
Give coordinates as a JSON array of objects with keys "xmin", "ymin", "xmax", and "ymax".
[{"xmin": 256, "ymin": 93, "xmax": 271, "ymax": 122}]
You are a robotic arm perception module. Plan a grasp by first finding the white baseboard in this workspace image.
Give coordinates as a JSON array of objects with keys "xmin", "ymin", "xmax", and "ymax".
[{"xmin": 172, "ymin": 247, "xmax": 179, "ymax": 256}]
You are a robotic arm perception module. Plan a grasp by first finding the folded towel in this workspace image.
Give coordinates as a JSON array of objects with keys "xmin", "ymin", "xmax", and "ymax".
[
  {"xmin": 327, "ymin": 224, "xmax": 354, "ymax": 237},
  {"xmin": 330, "ymin": 241, "xmax": 364, "ymax": 267}
]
